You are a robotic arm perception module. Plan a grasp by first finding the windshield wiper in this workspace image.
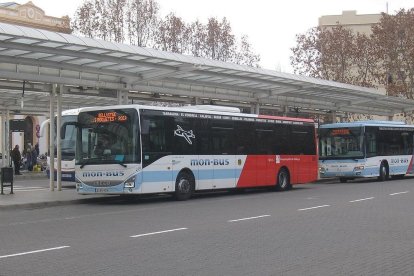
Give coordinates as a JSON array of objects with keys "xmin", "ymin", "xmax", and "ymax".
[
  {"xmin": 80, "ymin": 161, "xmax": 91, "ymax": 169},
  {"xmin": 115, "ymin": 161, "xmax": 127, "ymax": 168}
]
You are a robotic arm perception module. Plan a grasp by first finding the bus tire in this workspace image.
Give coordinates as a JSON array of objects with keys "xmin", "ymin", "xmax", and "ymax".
[
  {"xmin": 276, "ymin": 168, "xmax": 291, "ymax": 191},
  {"xmin": 339, "ymin": 177, "xmax": 347, "ymax": 183},
  {"xmin": 378, "ymin": 162, "xmax": 389, "ymax": 181},
  {"xmin": 174, "ymin": 171, "xmax": 194, "ymax": 201}
]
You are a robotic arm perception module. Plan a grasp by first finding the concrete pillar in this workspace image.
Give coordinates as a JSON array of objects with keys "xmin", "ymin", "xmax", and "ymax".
[
  {"xmin": 282, "ymin": 106, "xmax": 288, "ymax": 117},
  {"xmin": 250, "ymin": 103, "xmax": 260, "ymax": 114},
  {"xmin": 331, "ymin": 111, "xmax": 337, "ymax": 123},
  {"xmin": 117, "ymin": 91, "xmax": 128, "ymax": 105},
  {"xmin": 49, "ymin": 85, "xmax": 55, "ymax": 191},
  {"xmin": 388, "ymin": 115, "xmax": 393, "ymax": 121},
  {"xmin": 56, "ymin": 85, "xmax": 62, "ymax": 191},
  {"xmin": 194, "ymin": 97, "xmax": 201, "ymax": 105}
]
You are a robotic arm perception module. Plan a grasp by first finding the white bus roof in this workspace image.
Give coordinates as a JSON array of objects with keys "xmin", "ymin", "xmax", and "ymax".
[
  {"xmin": 320, "ymin": 120, "xmax": 414, "ymax": 128},
  {"xmin": 79, "ymin": 104, "xmax": 315, "ymax": 123}
]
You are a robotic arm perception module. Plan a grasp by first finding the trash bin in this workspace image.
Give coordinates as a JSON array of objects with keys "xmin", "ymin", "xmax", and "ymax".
[{"xmin": 1, "ymin": 167, "xmax": 13, "ymax": 194}]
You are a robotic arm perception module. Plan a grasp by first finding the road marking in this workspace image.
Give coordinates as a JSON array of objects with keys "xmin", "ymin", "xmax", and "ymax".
[
  {"xmin": 14, "ymin": 186, "xmax": 44, "ymax": 189},
  {"xmin": 13, "ymin": 188, "xmax": 48, "ymax": 192},
  {"xmin": 130, "ymin": 228, "xmax": 187, "ymax": 238},
  {"xmin": 349, "ymin": 197, "xmax": 374, "ymax": 203},
  {"xmin": 390, "ymin": 191, "xmax": 409, "ymax": 196},
  {"xmin": 228, "ymin": 215, "xmax": 270, "ymax": 222},
  {"xmin": 0, "ymin": 246, "xmax": 70, "ymax": 259},
  {"xmin": 298, "ymin": 205, "xmax": 330, "ymax": 211}
]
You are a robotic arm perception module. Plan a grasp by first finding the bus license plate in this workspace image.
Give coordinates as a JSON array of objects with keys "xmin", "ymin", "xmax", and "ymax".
[{"xmin": 95, "ymin": 188, "xmax": 109, "ymax": 193}]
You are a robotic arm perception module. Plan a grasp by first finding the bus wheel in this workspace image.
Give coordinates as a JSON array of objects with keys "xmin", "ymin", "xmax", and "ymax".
[
  {"xmin": 378, "ymin": 163, "xmax": 389, "ymax": 181},
  {"xmin": 339, "ymin": 178, "xmax": 348, "ymax": 183},
  {"xmin": 174, "ymin": 172, "xmax": 194, "ymax": 201},
  {"xmin": 276, "ymin": 168, "xmax": 291, "ymax": 191}
]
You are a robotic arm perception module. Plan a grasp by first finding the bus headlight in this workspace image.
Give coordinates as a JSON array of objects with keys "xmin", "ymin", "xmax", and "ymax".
[
  {"xmin": 75, "ymin": 177, "xmax": 83, "ymax": 189},
  {"xmin": 124, "ymin": 175, "xmax": 136, "ymax": 188},
  {"xmin": 319, "ymin": 167, "xmax": 326, "ymax": 174},
  {"xmin": 353, "ymin": 166, "xmax": 364, "ymax": 171}
]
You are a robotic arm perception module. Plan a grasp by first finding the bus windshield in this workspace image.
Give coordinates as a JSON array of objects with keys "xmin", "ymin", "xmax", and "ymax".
[
  {"xmin": 76, "ymin": 109, "xmax": 140, "ymax": 166},
  {"xmin": 55, "ymin": 115, "xmax": 77, "ymax": 160},
  {"xmin": 319, "ymin": 127, "xmax": 364, "ymax": 159}
]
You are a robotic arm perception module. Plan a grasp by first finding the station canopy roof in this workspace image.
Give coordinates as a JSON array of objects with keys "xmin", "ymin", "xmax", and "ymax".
[{"xmin": 0, "ymin": 22, "xmax": 413, "ymax": 116}]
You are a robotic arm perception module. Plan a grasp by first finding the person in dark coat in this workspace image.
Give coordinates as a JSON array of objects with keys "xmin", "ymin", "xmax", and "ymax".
[
  {"xmin": 11, "ymin": 145, "xmax": 22, "ymax": 175},
  {"xmin": 31, "ymin": 146, "xmax": 38, "ymax": 170},
  {"xmin": 35, "ymin": 143, "xmax": 40, "ymax": 156},
  {"xmin": 26, "ymin": 144, "xmax": 33, "ymax": 171}
]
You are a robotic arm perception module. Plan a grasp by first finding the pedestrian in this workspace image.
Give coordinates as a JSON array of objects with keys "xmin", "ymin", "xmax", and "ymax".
[
  {"xmin": 26, "ymin": 144, "xmax": 33, "ymax": 171},
  {"xmin": 35, "ymin": 143, "xmax": 39, "ymax": 156},
  {"xmin": 11, "ymin": 145, "xmax": 22, "ymax": 175},
  {"xmin": 31, "ymin": 145, "xmax": 38, "ymax": 170}
]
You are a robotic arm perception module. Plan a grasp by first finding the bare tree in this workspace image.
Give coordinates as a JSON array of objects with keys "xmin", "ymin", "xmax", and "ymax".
[
  {"xmin": 291, "ymin": 25, "xmax": 365, "ymax": 84},
  {"xmin": 72, "ymin": 0, "xmax": 104, "ymax": 39},
  {"xmin": 234, "ymin": 35, "xmax": 260, "ymax": 67},
  {"xmin": 188, "ymin": 20, "xmax": 206, "ymax": 57},
  {"xmin": 291, "ymin": 8, "xmax": 414, "ymax": 97},
  {"xmin": 203, "ymin": 17, "xmax": 236, "ymax": 62},
  {"xmin": 155, "ymin": 13, "xmax": 190, "ymax": 54},
  {"xmin": 106, "ymin": 0, "xmax": 126, "ymax": 43},
  {"xmin": 72, "ymin": 0, "xmax": 261, "ymax": 67},
  {"xmin": 126, "ymin": 0, "xmax": 159, "ymax": 47},
  {"xmin": 372, "ymin": 9, "xmax": 414, "ymax": 99}
]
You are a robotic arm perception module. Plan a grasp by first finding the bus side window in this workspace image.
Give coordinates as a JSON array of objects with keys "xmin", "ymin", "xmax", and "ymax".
[{"xmin": 366, "ymin": 132, "xmax": 377, "ymax": 157}]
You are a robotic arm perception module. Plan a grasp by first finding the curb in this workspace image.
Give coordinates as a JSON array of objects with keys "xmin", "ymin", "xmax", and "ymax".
[
  {"xmin": 0, "ymin": 195, "xmax": 122, "ymax": 210},
  {"xmin": 314, "ymin": 178, "xmax": 338, "ymax": 184}
]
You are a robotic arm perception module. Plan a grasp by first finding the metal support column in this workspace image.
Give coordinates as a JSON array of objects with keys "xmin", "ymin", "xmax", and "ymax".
[
  {"xmin": 5, "ymin": 109, "xmax": 10, "ymax": 167},
  {"xmin": 49, "ymin": 85, "xmax": 55, "ymax": 191},
  {"xmin": 56, "ymin": 85, "xmax": 62, "ymax": 191},
  {"xmin": 1, "ymin": 111, "xmax": 4, "ymax": 168}
]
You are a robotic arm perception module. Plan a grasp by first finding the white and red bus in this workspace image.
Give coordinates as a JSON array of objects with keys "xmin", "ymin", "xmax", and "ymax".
[{"xmin": 72, "ymin": 105, "xmax": 318, "ymax": 200}]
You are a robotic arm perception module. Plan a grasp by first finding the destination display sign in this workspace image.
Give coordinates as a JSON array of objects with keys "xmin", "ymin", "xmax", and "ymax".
[
  {"xmin": 91, "ymin": 112, "xmax": 128, "ymax": 123},
  {"xmin": 331, "ymin": 129, "xmax": 350, "ymax": 136}
]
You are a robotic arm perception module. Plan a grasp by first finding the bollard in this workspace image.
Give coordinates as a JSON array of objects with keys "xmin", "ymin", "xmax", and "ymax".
[{"xmin": 1, "ymin": 167, "xmax": 14, "ymax": 194}]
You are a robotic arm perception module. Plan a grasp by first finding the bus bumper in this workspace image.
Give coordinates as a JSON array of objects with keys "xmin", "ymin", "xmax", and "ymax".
[{"xmin": 46, "ymin": 169, "xmax": 76, "ymax": 182}]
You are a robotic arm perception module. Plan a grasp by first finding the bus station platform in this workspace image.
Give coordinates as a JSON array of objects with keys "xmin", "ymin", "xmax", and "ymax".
[{"xmin": 0, "ymin": 172, "xmax": 119, "ymax": 210}]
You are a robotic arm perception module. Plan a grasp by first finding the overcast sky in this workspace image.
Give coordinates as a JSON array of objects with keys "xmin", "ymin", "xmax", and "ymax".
[{"xmin": 17, "ymin": 0, "xmax": 414, "ymax": 72}]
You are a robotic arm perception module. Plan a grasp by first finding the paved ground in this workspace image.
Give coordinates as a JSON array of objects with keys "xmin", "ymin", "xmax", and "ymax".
[
  {"xmin": 0, "ymin": 172, "xmax": 118, "ymax": 209},
  {"xmin": 1, "ymin": 176, "xmax": 414, "ymax": 275}
]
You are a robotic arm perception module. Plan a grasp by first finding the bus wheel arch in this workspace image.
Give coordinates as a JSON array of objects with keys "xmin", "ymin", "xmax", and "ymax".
[
  {"xmin": 276, "ymin": 167, "xmax": 291, "ymax": 191},
  {"xmin": 174, "ymin": 169, "xmax": 195, "ymax": 201},
  {"xmin": 378, "ymin": 161, "xmax": 389, "ymax": 181}
]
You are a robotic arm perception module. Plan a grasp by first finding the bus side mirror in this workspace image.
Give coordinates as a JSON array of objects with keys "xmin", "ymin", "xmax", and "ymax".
[{"xmin": 61, "ymin": 122, "xmax": 78, "ymax": 139}]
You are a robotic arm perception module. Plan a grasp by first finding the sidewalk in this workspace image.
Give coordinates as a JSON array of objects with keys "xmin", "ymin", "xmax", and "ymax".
[{"xmin": 0, "ymin": 172, "xmax": 119, "ymax": 210}]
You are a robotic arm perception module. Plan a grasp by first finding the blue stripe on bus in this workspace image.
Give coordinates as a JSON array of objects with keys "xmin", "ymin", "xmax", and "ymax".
[
  {"xmin": 320, "ymin": 159, "xmax": 363, "ymax": 164},
  {"xmin": 322, "ymin": 164, "xmax": 410, "ymax": 178},
  {"xmin": 142, "ymin": 169, "xmax": 243, "ymax": 182}
]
